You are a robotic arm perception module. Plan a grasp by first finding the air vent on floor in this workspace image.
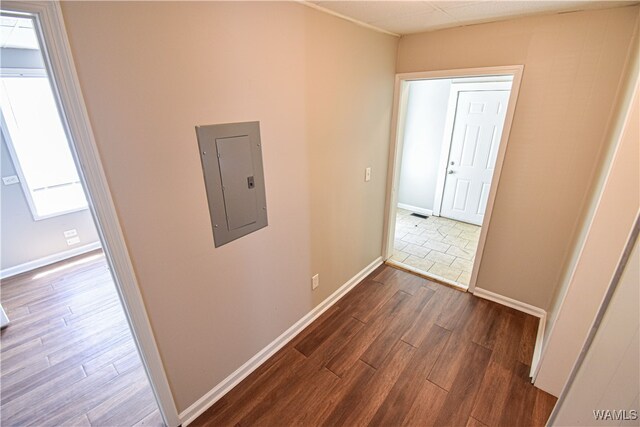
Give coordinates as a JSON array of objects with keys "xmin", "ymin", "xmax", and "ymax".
[{"xmin": 410, "ymin": 213, "xmax": 429, "ymax": 219}]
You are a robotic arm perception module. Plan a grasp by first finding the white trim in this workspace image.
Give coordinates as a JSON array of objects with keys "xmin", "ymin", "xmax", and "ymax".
[
  {"xmin": 0, "ymin": 304, "xmax": 9, "ymax": 328},
  {"xmin": 0, "ymin": 241, "xmax": 101, "ymax": 279},
  {"xmin": 466, "ymin": 71, "xmax": 523, "ymax": 294},
  {"xmin": 547, "ymin": 217, "xmax": 639, "ymax": 425},
  {"xmin": 297, "ymin": 1, "xmax": 400, "ymax": 38},
  {"xmin": 382, "ymin": 79, "xmax": 411, "ymax": 263},
  {"xmin": 451, "ymin": 75, "xmax": 514, "ymax": 85},
  {"xmin": 432, "ymin": 84, "xmax": 456, "ymax": 217},
  {"xmin": 179, "ymin": 256, "xmax": 383, "ymax": 426},
  {"xmin": 473, "ymin": 287, "xmax": 546, "ymax": 378},
  {"xmin": 385, "ymin": 259, "xmax": 468, "ymax": 291},
  {"xmin": 0, "ymin": 68, "xmax": 47, "ymax": 77},
  {"xmin": 0, "ymin": 112, "xmax": 89, "ymax": 222},
  {"xmin": 0, "ymin": 2, "xmax": 180, "ymax": 426},
  {"xmin": 532, "ymin": 313, "xmax": 546, "ymax": 380},
  {"xmin": 433, "ymin": 81, "xmax": 513, "ymax": 218},
  {"xmin": 397, "ymin": 203, "xmax": 433, "ymax": 217},
  {"xmin": 395, "ymin": 67, "xmax": 523, "ymax": 81},
  {"xmin": 382, "ymin": 66, "xmax": 524, "ymax": 297},
  {"xmin": 473, "ymin": 287, "xmax": 545, "ymax": 320}
]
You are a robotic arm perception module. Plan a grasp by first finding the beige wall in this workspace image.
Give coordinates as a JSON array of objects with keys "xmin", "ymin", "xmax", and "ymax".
[
  {"xmin": 535, "ymin": 75, "xmax": 639, "ymax": 396},
  {"xmin": 546, "ymin": 20, "xmax": 639, "ymax": 320},
  {"xmin": 0, "ymin": 136, "xmax": 100, "ymax": 271},
  {"xmin": 60, "ymin": 1, "xmax": 397, "ymax": 412},
  {"xmin": 397, "ymin": 6, "xmax": 639, "ymax": 309},
  {"xmin": 551, "ymin": 235, "xmax": 639, "ymax": 426}
]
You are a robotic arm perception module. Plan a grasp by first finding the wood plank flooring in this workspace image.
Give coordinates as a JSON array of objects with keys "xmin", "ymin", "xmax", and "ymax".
[
  {"xmin": 0, "ymin": 251, "xmax": 163, "ymax": 427},
  {"xmin": 193, "ymin": 265, "xmax": 557, "ymax": 427}
]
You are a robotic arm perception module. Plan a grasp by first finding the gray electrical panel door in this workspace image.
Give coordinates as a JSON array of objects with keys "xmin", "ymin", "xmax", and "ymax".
[
  {"xmin": 217, "ymin": 135, "xmax": 258, "ymax": 230},
  {"xmin": 196, "ymin": 122, "xmax": 267, "ymax": 247}
]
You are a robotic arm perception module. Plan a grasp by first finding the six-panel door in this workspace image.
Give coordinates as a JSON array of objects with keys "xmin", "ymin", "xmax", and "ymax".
[{"xmin": 440, "ymin": 90, "xmax": 510, "ymax": 225}]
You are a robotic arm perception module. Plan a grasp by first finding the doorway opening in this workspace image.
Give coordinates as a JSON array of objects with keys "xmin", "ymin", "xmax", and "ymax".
[
  {"xmin": 0, "ymin": 11, "xmax": 163, "ymax": 425},
  {"xmin": 384, "ymin": 67, "xmax": 523, "ymax": 291}
]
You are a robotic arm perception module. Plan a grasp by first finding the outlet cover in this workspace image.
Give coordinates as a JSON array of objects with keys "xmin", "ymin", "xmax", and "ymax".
[
  {"xmin": 66, "ymin": 237, "xmax": 80, "ymax": 246},
  {"xmin": 312, "ymin": 273, "xmax": 319, "ymax": 290},
  {"xmin": 2, "ymin": 175, "xmax": 19, "ymax": 185}
]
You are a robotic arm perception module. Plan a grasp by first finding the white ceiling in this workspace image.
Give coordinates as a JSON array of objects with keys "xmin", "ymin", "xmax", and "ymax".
[
  {"xmin": 0, "ymin": 16, "xmax": 38, "ymax": 49},
  {"xmin": 308, "ymin": 1, "xmax": 636, "ymax": 35}
]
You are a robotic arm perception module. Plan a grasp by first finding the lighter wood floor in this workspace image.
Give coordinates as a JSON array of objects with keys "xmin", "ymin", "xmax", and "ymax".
[
  {"xmin": 193, "ymin": 265, "xmax": 557, "ymax": 427},
  {"xmin": 0, "ymin": 251, "xmax": 163, "ymax": 427}
]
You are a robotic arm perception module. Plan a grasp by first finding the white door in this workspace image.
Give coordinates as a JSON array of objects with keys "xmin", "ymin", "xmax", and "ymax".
[{"xmin": 440, "ymin": 90, "xmax": 510, "ymax": 225}]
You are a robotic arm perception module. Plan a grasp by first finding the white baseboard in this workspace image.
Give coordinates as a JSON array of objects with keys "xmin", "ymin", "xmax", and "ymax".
[
  {"xmin": 179, "ymin": 256, "xmax": 384, "ymax": 426},
  {"xmin": 473, "ymin": 287, "xmax": 546, "ymax": 379},
  {"xmin": 397, "ymin": 203, "xmax": 433, "ymax": 217},
  {"xmin": 531, "ymin": 314, "xmax": 546, "ymax": 381},
  {"xmin": 0, "ymin": 304, "xmax": 9, "ymax": 328},
  {"xmin": 0, "ymin": 241, "xmax": 102, "ymax": 280}
]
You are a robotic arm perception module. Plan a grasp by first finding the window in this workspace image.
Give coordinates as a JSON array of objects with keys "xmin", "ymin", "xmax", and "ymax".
[{"xmin": 0, "ymin": 15, "xmax": 87, "ymax": 220}]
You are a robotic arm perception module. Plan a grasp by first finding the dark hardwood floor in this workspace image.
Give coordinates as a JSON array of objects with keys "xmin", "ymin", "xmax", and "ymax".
[
  {"xmin": 193, "ymin": 265, "xmax": 557, "ymax": 427},
  {"xmin": 1, "ymin": 254, "xmax": 556, "ymax": 426},
  {"xmin": 0, "ymin": 251, "xmax": 163, "ymax": 427}
]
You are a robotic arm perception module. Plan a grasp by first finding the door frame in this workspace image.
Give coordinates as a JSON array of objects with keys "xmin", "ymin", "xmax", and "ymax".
[
  {"xmin": 0, "ymin": 2, "xmax": 180, "ymax": 426},
  {"xmin": 432, "ymin": 80, "xmax": 513, "ymax": 220},
  {"xmin": 382, "ymin": 66, "xmax": 524, "ymax": 292}
]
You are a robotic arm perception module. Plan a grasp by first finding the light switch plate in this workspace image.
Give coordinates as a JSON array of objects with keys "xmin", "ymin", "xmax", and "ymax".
[
  {"xmin": 2, "ymin": 175, "xmax": 19, "ymax": 185},
  {"xmin": 365, "ymin": 167, "xmax": 371, "ymax": 182},
  {"xmin": 64, "ymin": 229, "xmax": 78, "ymax": 238}
]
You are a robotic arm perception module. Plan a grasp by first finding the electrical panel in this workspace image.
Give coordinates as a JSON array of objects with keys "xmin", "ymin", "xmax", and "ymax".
[{"xmin": 196, "ymin": 121, "xmax": 267, "ymax": 247}]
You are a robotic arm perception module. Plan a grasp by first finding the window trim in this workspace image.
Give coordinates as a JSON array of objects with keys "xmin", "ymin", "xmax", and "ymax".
[
  {"xmin": 1, "ymin": 12, "xmax": 89, "ymax": 221},
  {"xmin": 0, "ymin": 108, "xmax": 89, "ymax": 221}
]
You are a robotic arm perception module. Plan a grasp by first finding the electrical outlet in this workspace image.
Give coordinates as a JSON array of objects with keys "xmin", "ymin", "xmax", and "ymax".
[
  {"xmin": 64, "ymin": 229, "xmax": 78, "ymax": 238},
  {"xmin": 66, "ymin": 236, "xmax": 80, "ymax": 246},
  {"xmin": 365, "ymin": 167, "xmax": 371, "ymax": 182},
  {"xmin": 312, "ymin": 273, "xmax": 319, "ymax": 290},
  {"xmin": 2, "ymin": 175, "xmax": 19, "ymax": 185}
]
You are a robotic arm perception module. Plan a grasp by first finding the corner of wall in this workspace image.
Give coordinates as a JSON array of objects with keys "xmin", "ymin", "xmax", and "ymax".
[
  {"xmin": 534, "ymin": 23, "xmax": 640, "ymax": 396},
  {"xmin": 542, "ymin": 16, "xmax": 640, "ymax": 335}
]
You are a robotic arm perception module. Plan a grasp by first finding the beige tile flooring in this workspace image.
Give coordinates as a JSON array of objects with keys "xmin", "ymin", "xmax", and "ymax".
[{"xmin": 392, "ymin": 208, "xmax": 481, "ymax": 286}]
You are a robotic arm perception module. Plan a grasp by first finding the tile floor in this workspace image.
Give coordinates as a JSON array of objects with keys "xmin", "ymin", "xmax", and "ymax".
[{"xmin": 392, "ymin": 208, "xmax": 481, "ymax": 286}]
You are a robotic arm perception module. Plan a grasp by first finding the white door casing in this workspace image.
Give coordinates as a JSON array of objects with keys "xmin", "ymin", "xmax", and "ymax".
[
  {"xmin": 436, "ymin": 83, "xmax": 511, "ymax": 225},
  {"xmin": 383, "ymin": 67, "xmax": 523, "ymax": 294}
]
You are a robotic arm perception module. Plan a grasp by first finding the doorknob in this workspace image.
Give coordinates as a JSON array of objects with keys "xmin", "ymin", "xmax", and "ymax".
[{"xmin": 448, "ymin": 170, "xmax": 455, "ymax": 174}]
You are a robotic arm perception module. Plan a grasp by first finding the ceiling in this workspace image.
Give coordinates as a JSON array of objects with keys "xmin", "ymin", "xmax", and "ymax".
[
  {"xmin": 0, "ymin": 16, "xmax": 38, "ymax": 49},
  {"xmin": 307, "ymin": 1, "xmax": 636, "ymax": 35}
]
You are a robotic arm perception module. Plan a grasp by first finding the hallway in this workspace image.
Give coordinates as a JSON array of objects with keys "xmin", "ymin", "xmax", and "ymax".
[{"xmin": 193, "ymin": 265, "xmax": 556, "ymax": 426}]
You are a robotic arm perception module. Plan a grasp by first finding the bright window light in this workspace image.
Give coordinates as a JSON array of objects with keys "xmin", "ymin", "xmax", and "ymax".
[{"xmin": 0, "ymin": 17, "xmax": 88, "ymax": 220}]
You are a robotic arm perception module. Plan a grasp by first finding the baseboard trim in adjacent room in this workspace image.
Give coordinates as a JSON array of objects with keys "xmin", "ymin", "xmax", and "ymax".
[
  {"xmin": 0, "ymin": 241, "xmax": 102, "ymax": 279},
  {"xmin": 178, "ymin": 256, "xmax": 384, "ymax": 426},
  {"xmin": 397, "ymin": 203, "xmax": 433, "ymax": 217},
  {"xmin": 473, "ymin": 287, "xmax": 547, "ymax": 379}
]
